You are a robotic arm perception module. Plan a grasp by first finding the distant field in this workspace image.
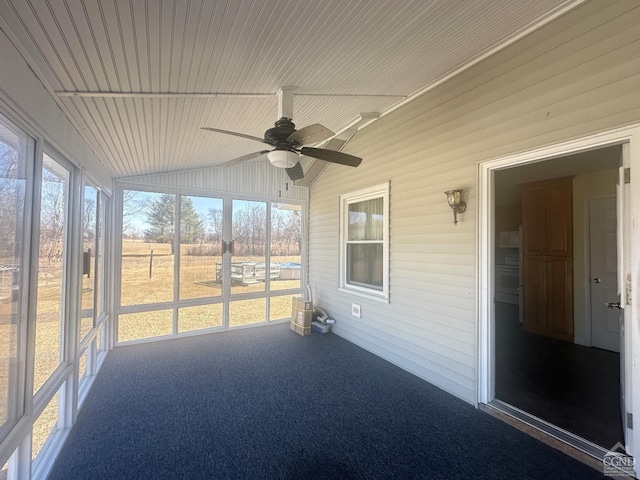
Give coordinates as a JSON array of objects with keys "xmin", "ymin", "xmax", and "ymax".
[{"xmin": 118, "ymin": 239, "xmax": 301, "ymax": 341}]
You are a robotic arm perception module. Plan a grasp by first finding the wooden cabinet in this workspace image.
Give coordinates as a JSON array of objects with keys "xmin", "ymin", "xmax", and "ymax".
[
  {"xmin": 521, "ymin": 179, "xmax": 572, "ymax": 257},
  {"xmin": 521, "ymin": 177, "xmax": 573, "ymax": 342},
  {"xmin": 546, "ymin": 255, "xmax": 573, "ymax": 339},
  {"xmin": 522, "ymin": 255, "xmax": 546, "ymax": 334},
  {"xmin": 521, "ymin": 184, "xmax": 547, "ymax": 255},
  {"xmin": 495, "ymin": 204, "xmax": 521, "ymax": 237}
]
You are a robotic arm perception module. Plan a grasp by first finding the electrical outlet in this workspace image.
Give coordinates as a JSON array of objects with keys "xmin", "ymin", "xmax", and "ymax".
[{"xmin": 351, "ymin": 303, "xmax": 361, "ymax": 318}]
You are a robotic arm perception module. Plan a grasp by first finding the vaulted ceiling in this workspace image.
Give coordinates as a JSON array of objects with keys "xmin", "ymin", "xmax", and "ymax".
[{"xmin": 0, "ymin": 0, "xmax": 583, "ymax": 179}]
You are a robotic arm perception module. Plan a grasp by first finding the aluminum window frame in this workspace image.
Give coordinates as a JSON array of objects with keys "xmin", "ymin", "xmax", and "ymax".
[
  {"xmin": 114, "ymin": 182, "xmax": 308, "ymax": 345},
  {"xmin": 0, "ymin": 93, "xmax": 113, "ymax": 480},
  {"xmin": 0, "ymin": 110, "xmax": 35, "ymax": 449},
  {"xmin": 339, "ymin": 182, "xmax": 390, "ymax": 302}
]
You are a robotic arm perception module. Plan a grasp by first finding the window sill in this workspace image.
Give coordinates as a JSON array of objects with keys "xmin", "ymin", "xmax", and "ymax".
[{"xmin": 338, "ymin": 287, "xmax": 389, "ymax": 304}]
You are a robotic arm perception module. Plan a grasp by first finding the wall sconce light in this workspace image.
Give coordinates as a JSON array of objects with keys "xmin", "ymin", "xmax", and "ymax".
[{"xmin": 444, "ymin": 189, "xmax": 466, "ymax": 225}]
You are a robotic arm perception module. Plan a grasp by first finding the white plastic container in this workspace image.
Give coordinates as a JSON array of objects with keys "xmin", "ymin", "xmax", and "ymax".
[{"xmin": 311, "ymin": 321, "xmax": 332, "ymax": 333}]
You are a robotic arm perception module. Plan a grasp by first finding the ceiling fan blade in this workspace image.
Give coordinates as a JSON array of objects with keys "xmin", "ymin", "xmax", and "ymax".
[
  {"xmin": 285, "ymin": 162, "xmax": 304, "ymax": 181},
  {"xmin": 201, "ymin": 127, "xmax": 269, "ymax": 145},
  {"xmin": 287, "ymin": 124, "xmax": 334, "ymax": 146},
  {"xmin": 299, "ymin": 147, "xmax": 362, "ymax": 167},
  {"xmin": 221, "ymin": 150, "xmax": 270, "ymax": 167}
]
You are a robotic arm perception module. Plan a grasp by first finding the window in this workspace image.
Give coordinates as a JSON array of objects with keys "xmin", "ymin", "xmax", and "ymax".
[
  {"xmin": 31, "ymin": 390, "xmax": 59, "ymax": 462},
  {"xmin": 80, "ymin": 185, "xmax": 98, "ymax": 341},
  {"xmin": 117, "ymin": 186, "xmax": 305, "ymax": 343},
  {"xmin": 34, "ymin": 153, "xmax": 71, "ymax": 395},
  {"xmin": 0, "ymin": 115, "xmax": 32, "ymax": 442},
  {"xmin": 120, "ymin": 190, "xmax": 175, "ymax": 307},
  {"xmin": 231, "ymin": 199, "xmax": 267, "ymax": 295},
  {"xmin": 270, "ymin": 203, "xmax": 302, "ymax": 292},
  {"xmin": 96, "ymin": 193, "xmax": 108, "ymax": 319},
  {"xmin": 179, "ymin": 195, "xmax": 223, "ymax": 301},
  {"xmin": 0, "ymin": 108, "xmax": 112, "ymax": 480},
  {"xmin": 339, "ymin": 182, "xmax": 389, "ymax": 301}
]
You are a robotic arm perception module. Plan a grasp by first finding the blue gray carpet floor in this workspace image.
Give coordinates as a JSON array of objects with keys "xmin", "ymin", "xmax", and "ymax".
[{"xmin": 48, "ymin": 324, "xmax": 604, "ymax": 479}]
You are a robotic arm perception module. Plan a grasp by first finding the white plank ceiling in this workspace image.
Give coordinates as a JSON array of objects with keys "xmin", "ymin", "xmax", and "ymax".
[{"xmin": 0, "ymin": 0, "xmax": 583, "ymax": 179}]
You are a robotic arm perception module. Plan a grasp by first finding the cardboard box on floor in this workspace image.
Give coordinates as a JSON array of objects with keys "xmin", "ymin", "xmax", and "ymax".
[{"xmin": 291, "ymin": 297, "xmax": 312, "ymax": 336}]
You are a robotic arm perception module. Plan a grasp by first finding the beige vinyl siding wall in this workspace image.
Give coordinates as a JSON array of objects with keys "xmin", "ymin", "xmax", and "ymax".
[
  {"xmin": 119, "ymin": 163, "xmax": 309, "ymax": 202},
  {"xmin": 308, "ymin": 0, "xmax": 640, "ymax": 404}
]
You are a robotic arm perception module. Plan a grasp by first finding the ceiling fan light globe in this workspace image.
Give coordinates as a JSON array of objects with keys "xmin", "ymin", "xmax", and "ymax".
[{"xmin": 268, "ymin": 150, "xmax": 298, "ymax": 168}]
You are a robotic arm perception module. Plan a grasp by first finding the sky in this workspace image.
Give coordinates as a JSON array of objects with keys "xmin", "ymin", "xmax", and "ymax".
[{"xmin": 123, "ymin": 190, "xmax": 300, "ymax": 236}]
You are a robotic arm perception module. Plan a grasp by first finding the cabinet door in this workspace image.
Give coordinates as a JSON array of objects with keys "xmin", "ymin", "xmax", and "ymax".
[
  {"xmin": 522, "ymin": 255, "xmax": 547, "ymax": 335},
  {"xmin": 545, "ymin": 178, "xmax": 573, "ymax": 256},
  {"xmin": 495, "ymin": 204, "xmax": 521, "ymax": 236},
  {"xmin": 546, "ymin": 256, "xmax": 573, "ymax": 341},
  {"xmin": 521, "ymin": 185, "xmax": 547, "ymax": 255}
]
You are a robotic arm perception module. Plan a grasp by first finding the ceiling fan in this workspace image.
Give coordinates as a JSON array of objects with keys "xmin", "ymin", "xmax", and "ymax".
[{"xmin": 201, "ymin": 116, "xmax": 362, "ymax": 181}]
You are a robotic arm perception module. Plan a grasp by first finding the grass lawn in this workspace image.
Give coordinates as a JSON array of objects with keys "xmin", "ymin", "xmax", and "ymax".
[
  {"xmin": 0, "ymin": 239, "xmax": 302, "ymax": 463},
  {"xmin": 119, "ymin": 240, "xmax": 301, "ymax": 341}
]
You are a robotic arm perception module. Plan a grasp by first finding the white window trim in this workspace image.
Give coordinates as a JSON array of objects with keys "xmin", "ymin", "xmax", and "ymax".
[{"xmin": 339, "ymin": 182, "xmax": 389, "ymax": 303}]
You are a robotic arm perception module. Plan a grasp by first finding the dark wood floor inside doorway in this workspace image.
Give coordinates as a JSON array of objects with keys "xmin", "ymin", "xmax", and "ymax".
[{"xmin": 495, "ymin": 302, "xmax": 623, "ymax": 450}]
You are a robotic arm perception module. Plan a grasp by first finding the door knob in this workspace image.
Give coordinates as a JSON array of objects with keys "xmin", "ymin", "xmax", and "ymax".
[
  {"xmin": 593, "ymin": 278, "xmax": 601, "ymax": 283},
  {"xmin": 605, "ymin": 302, "xmax": 621, "ymax": 309}
]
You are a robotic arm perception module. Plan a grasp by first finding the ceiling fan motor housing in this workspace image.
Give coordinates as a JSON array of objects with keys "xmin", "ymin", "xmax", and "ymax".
[
  {"xmin": 264, "ymin": 117, "xmax": 297, "ymax": 147},
  {"xmin": 264, "ymin": 117, "xmax": 300, "ymax": 168}
]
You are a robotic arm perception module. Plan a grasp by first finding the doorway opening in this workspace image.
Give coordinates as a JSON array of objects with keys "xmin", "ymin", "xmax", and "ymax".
[{"xmin": 493, "ymin": 144, "xmax": 622, "ymax": 450}]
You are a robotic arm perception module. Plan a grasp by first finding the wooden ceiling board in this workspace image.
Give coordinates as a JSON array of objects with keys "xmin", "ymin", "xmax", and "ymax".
[{"xmin": 0, "ymin": 0, "xmax": 585, "ymax": 178}]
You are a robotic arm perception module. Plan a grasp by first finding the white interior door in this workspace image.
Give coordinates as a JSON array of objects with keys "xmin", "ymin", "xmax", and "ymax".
[{"xmin": 589, "ymin": 196, "xmax": 619, "ymax": 352}]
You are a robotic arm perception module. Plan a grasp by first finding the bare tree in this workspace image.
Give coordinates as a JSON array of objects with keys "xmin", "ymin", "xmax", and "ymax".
[
  {"xmin": 233, "ymin": 202, "xmax": 266, "ymax": 256},
  {"xmin": 203, "ymin": 207, "xmax": 223, "ymax": 255},
  {"xmin": 0, "ymin": 144, "xmax": 25, "ymax": 261},
  {"xmin": 271, "ymin": 206, "xmax": 301, "ymax": 256},
  {"xmin": 39, "ymin": 168, "xmax": 66, "ymax": 265},
  {"xmin": 122, "ymin": 190, "xmax": 151, "ymax": 238},
  {"xmin": 84, "ymin": 194, "xmax": 96, "ymax": 246}
]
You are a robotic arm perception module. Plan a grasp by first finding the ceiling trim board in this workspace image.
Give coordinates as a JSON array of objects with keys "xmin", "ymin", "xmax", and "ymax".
[
  {"xmin": 54, "ymin": 91, "xmax": 407, "ymax": 99},
  {"xmin": 55, "ymin": 91, "xmax": 274, "ymax": 98}
]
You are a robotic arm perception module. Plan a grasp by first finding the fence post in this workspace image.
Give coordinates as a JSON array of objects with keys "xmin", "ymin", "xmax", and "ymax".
[{"xmin": 149, "ymin": 250, "xmax": 154, "ymax": 278}]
